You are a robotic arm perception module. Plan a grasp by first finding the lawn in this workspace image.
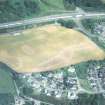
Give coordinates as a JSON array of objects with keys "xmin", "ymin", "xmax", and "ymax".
[
  {"xmin": 75, "ymin": 62, "xmax": 93, "ymax": 92},
  {"xmin": 0, "ymin": 24, "xmax": 105, "ymax": 73},
  {"xmin": 0, "ymin": 63, "xmax": 17, "ymax": 95}
]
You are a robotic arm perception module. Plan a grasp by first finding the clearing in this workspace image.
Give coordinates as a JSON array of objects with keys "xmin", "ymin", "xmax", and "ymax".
[{"xmin": 0, "ymin": 24, "xmax": 105, "ymax": 73}]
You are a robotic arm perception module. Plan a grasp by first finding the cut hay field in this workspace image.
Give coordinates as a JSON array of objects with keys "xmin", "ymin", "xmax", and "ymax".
[{"xmin": 0, "ymin": 24, "xmax": 105, "ymax": 73}]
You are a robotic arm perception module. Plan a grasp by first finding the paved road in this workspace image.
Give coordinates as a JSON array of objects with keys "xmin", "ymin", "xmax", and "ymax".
[{"xmin": 0, "ymin": 12, "xmax": 105, "ymax": 29}]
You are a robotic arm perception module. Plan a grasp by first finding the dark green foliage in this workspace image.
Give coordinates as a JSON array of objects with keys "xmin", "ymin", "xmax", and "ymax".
[
  {"xmin": 0, "ymin": 0, "xmax": 77, "ymax": 23},
  {"xmin": 58, "ymin": 19, "xmax": 76, "ymax": 28},
  {"xmin": 81, "ymin": 18, "xmax": 105, "ymax": 33},
  {"xmin": 0, "ymin": 0, "xmax": 40, "ymax": 23},
  {"xmin": 74, "ymin": 62, "xmax": 88, "ymax": 79},
  {"xmin": 64, "ymin": 0, "xmax": 105, "ymax": 11},
  {"xmin": 63, "ymin": 0, "xmax": 76, "ymax": 10},
  {"xmin": 22, "ymin": 87, "xmax": 34, "ymax": 96},
  {"xmin": 0, "ymin": 62, "xmax": 17, "ymax": 95}
]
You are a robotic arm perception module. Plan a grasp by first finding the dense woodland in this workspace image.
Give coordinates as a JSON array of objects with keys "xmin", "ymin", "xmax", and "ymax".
[
  {"xmin": 0, "ymin": 0, "xmax": 105, "ymax": 23},
  {"xmin": 64, "ymin": 0, "xmax": 105, "ymax": 11},
  {"xmin": 0, "ymin": 0, "xmax": 40, "ymax": 23}
]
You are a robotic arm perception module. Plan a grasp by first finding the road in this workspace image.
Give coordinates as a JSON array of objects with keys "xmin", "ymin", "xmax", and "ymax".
[
  {"xmin": 22, "ymin": 95, "xmax": 54, "ymax": 105},
  {"xmin": 0, "ymin": 12, "xmax": 105, "ymax": 29}
]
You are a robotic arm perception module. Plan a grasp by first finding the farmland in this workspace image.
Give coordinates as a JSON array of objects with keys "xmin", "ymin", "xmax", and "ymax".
[{"xmin": 0, "ymin": 24, "xmax": 104, "ymax": 73}]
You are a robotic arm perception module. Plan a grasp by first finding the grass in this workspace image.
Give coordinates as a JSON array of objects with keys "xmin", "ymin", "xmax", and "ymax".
[
  {"xmin": 0, "ymin": 94, "xmax": 14, "ymax": 105},
  {"xmin": 0, "ymin": 63, "xmax": 17, "ymax": 95},
  {"xmin": 79, "ymin": 79, "xmax": 93, "ymax": 92},
  {"xmin": 39, "ymin": 0, "xmax": 65, "ymax": 11},
  {"xmin": 73, "ymin": 0, "xmax": 105, "ymax": 12},
  {"xmin": 75, "ymin": 62, "xmax": 93, "ymax": 92},
  {"xmin": 0, "ymin": 24, "xmax": 105, "ymax": 73},
  {"xmin": 33, "ymin": 0, "xmax": 70, "ymax": 17}
]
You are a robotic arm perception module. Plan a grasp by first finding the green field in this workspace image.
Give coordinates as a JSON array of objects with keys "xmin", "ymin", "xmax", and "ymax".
[
  {"xmin": 39, "ymin": 0, "xmax": 65, "ymax": 15},
  {"xmin": 0, "ymin": 94, "xmax": 14, "ymax": 105},
  {"xmin": 0, "ymin": 63, "xmax": 17, "ymax": 95},
  {"xmin": 75, "ymin": 62, "xmax": 93, "ymax": 92}
]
